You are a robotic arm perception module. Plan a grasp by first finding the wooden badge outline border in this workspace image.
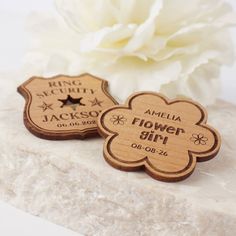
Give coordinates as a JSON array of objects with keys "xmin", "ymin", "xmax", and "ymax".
[
  {"xmin": 18, "ymin": 73, "xmax": 118, "ymax": 140},
  {"xmin": 98, "ymin": 92, "xmax": 221, "ymax": 182}
]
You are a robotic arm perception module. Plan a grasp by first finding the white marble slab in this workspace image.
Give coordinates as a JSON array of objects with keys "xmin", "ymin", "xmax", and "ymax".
[{"xmin": 0, "ymin": 71, "xmax": 236, "ymax": 235}]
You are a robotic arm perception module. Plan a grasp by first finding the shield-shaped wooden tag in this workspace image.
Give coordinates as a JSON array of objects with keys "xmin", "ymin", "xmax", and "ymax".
[{"xmin": 18, "ymin": 74, "xmax": 117, "ymax": 140}]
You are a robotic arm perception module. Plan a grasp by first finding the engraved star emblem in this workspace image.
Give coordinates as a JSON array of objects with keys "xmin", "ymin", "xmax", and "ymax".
[
  {"xmin": 58, "ymin": 95, "xmax": 85, "ymax": 111},
  {"xmin": 38, "ymin": 102, "xmax": 53, "ymax": 112},
  {"xmin": 89, "ymin": 97, "xmax": 103, "ymax": 107}
]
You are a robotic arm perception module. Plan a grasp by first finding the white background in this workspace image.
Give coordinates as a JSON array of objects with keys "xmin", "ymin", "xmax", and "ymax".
[{"xmin": 0, "ymin": 1, "xmax": 235, "ymax": 236}]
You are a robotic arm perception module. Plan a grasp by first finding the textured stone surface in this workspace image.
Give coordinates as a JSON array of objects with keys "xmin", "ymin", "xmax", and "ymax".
[{"xmin": 0, "ymin": 72, "xmax": 236, "ymax": 235}]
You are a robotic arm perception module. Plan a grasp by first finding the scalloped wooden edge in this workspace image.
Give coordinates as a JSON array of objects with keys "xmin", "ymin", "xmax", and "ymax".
[{"xmin": 97, "ymin": 92, "xmax": 221, "ymax": 182}]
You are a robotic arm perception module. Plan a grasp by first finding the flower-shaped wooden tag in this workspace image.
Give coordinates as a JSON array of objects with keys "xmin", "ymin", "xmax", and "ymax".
[
  {"xmin": 18, "ymin": 74, "xmax": 117, "ymax": 140},
  {"xmin": 98, "ymin": 92, "xmax": 221, "ymax": 182}
]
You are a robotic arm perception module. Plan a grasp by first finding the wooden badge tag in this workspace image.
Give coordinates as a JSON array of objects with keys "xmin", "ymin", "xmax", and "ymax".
[
  {"xmin": 18, "ymin": 74, "xmax": 117, "ymax": 140},
  {"xmin": 98, "ymin": 92, "xmax": 221, "ymax": 182}
]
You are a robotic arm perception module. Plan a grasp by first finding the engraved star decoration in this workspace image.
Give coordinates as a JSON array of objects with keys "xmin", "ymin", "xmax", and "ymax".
[
  {"xmin": 38, "ymin": 101, "xmax": 53, "ymax": 112},
  {"xmin": 89, "ymin": 97, "xmax": 103, "ymax": 107},
  {"xmin": 58, "ymin": 95, "xmax": 85, "ymax": 111}
]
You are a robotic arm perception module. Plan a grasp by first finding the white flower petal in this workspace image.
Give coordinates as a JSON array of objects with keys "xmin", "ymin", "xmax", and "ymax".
[
  {"xmin": 124, "ymin": 0, "xmax": 163, "ymax": 52},
  {"xmin": 160, "ymin": 62, "xmax": 220, "ymax": 105},
  {"xmin": 80, "ymin": 24, "xmax": 137, "ymax": 52},
  {"xmin": 23, "ymin": 0, "xmax": 236, "ymax": 105}
]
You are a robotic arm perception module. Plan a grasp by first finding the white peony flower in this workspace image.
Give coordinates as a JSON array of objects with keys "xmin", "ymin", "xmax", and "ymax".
[{"xmin": 24, "ymin": 0, "xmax": 236, "ymax": 105}]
